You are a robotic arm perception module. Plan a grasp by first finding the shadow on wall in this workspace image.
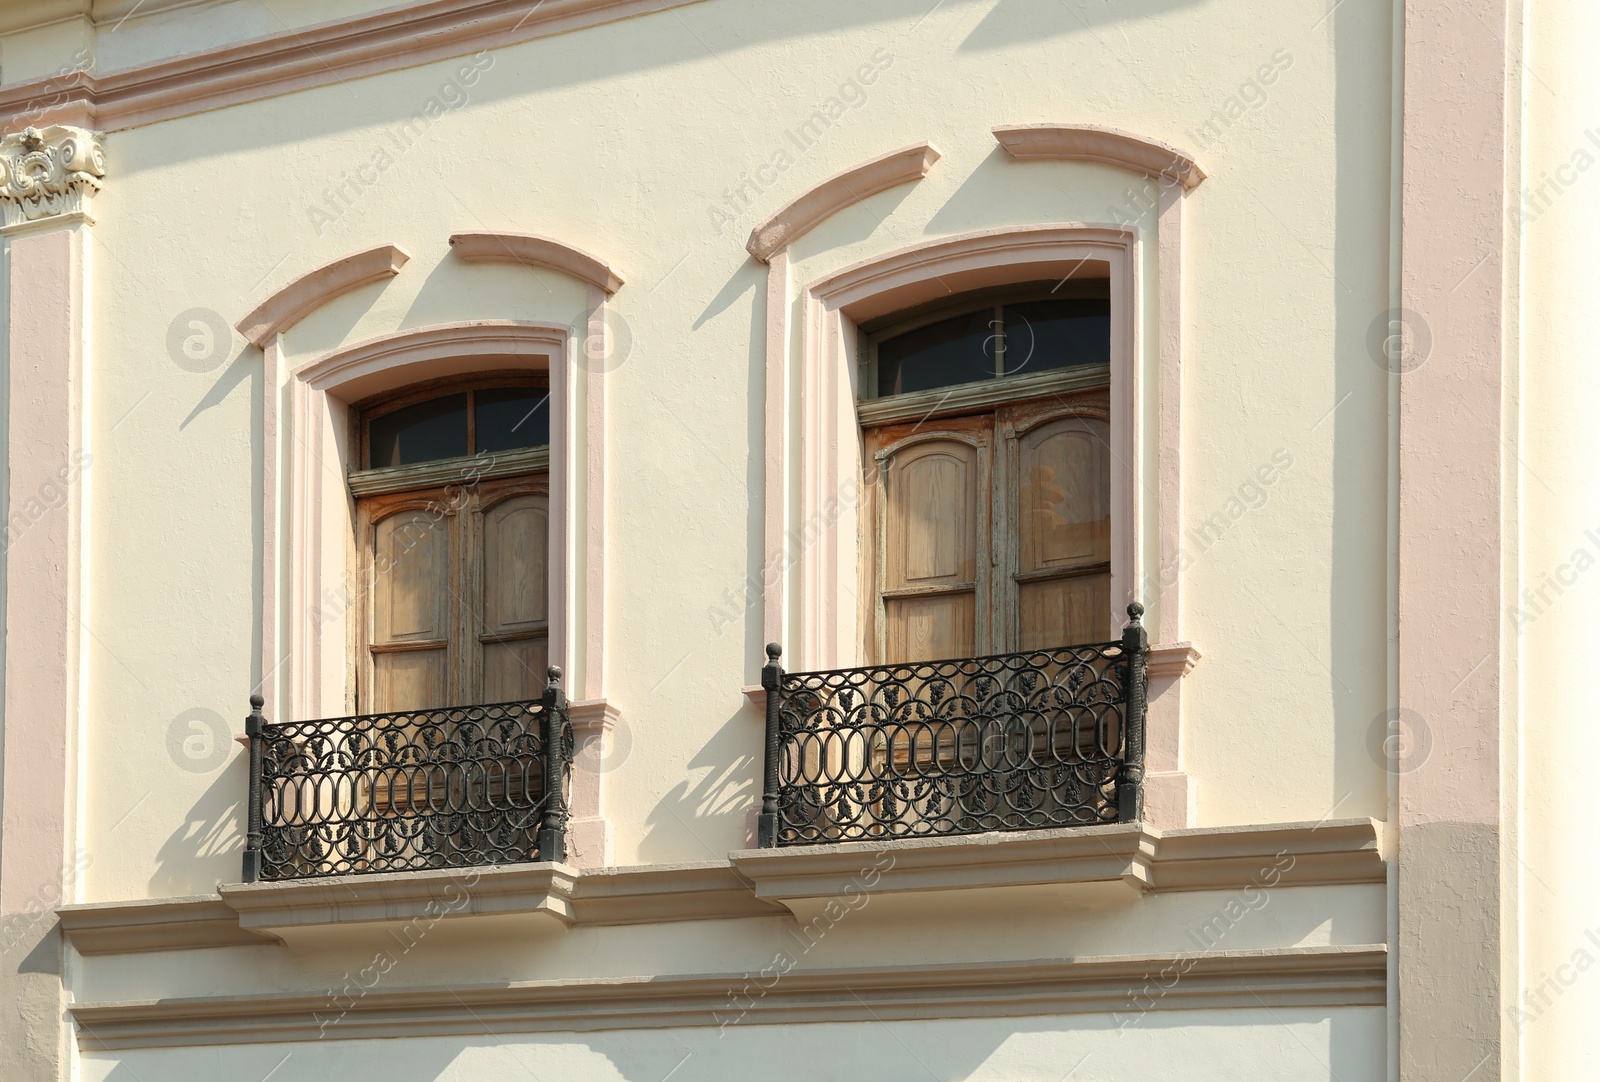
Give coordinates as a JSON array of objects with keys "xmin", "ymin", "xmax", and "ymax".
[
  {"xmin": 114, "ymin": 0, "xmax": 1216, "ymax": 175},
  {"xmin": 148, "ymin": 752, "xmax": 247, "ymax": 898},
  {"xmin": 959, "ymin": 0, "xmax": 1213, "ymax": 51},
  {"xmin": 637, "ymin": 705, "xmax": 761, "ymax": 863},
  {"xmin": 91, "ymin": 1042, "xmax": 462, "ymax": 1082},
  {"xmin": 94, "ymin": 1003, "xmax": 1380, "ymax": 1080}
]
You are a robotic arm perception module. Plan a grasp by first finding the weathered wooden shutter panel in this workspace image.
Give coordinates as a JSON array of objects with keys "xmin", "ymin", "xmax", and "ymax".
[
  {"xmin": 1011, "ymin": 414, "xmax": 1112, "ymax": 649},
  {"xmin": 370, "ymin": 506, "xmax": 453, "ymax": 712},
  {"xmin": 877, "ymin": 434, "xmax": 986, "ymax": 664},
  {"xmin": 477, "ymin": 488, "xmax": 550, "ymax": 702}
]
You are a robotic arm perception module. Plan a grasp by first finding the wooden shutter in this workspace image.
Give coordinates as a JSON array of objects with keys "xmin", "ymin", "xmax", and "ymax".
[
  {"xmin": 357, "ymin": 473, "xmax": 549, "ymax": 714},
  {"xmin": 1003, "ymin": 409, "xmax": 1111, "ymax": 648},
  {"xmin": 868, "ymin": 418, "xmax": 991, "ymax": 664},
  {"xmin": 365, "ymin": 500, "xmax": 456, "ymax": 712},
  {"xmin": 474, "ymin": 478, "xmax": 550, "ymax": 703}
]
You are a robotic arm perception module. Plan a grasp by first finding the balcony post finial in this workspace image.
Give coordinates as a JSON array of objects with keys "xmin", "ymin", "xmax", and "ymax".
[
  {"xmin": 538, "ymin": 667, "xmax": 570, "ymax": 863},
  {"xmin": 241, "ymin": 693, "xmax": 266, "ymax": 883},
  {"xmin": 1118, "ymin": 602, "xmax": 1149, "ymax": 824},
  {"xmin": 757, "ymin": 644, "xmax": 784, "ymax": 847}
]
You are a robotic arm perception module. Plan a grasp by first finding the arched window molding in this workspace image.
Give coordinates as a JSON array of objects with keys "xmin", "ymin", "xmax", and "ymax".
[
  {"xmin": 276, "ymin": 320, "xmax": 569, "ymax": 722},
  {"xmin": 789, "ymin": 225, "xmax": 1139, "ymax": 668},
  {"xmin": 760, "ymin": 222, "xmax": 1199, "ymax": 828},
  {"xmin": 447, "ymin": 232, "xmax": 622, "ymax": 729},
  {"xmin": 235, "ymin": 244, "xmax": 410, "ymax": 348},
  {"xmin": 992, "ymin": 123, "xmax": 1205, "ymax": 657},
  {"xmin": 254, "ymin": 319, "xmax": 615, "ymax": 866}
]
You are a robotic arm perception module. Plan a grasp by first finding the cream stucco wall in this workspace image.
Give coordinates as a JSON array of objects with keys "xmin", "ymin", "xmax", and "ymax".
[
  {"xmin": 1516, "ymin": 0, "xmax": 1600, "ymax": 1078},
  {"xmin": 79, "ymin": 0, "xmax": 1395, "ymax": 900},
  {"xmin": 77, "ymin": 1009, "xmax": 1388, "ymax": 1082},
  {"xmin": 0, "ymin": 0, "xmax": 1446, "ymax": 1079}
]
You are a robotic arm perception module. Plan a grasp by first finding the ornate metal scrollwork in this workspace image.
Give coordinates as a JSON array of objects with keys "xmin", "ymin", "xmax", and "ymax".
[
  {"xmin": 243, "ymin": 669, "xmax": 570, "ymax": 882},
  {"xmin": 767, "ymin": 613, "xmax": 1148, "ymax": 846}
]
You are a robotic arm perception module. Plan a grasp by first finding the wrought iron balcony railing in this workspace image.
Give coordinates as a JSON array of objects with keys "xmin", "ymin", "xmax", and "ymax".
[
  {"xmin": 757, "ymin": 604, "xmax": 1149, "ymax": 847},
  {"xmin": 241, "ymin": 668, "xmax": 571, "ymax": 882}
]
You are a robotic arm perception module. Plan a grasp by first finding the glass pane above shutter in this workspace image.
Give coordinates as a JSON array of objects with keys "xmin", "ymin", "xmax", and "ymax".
[
  {"xmin": 367, "ymin": 394, "xmax": 468, "ymax": 468},
  {"xmin": 1001, "ymin": 298, "xmax": 1111, "ymax": 378},
  {"xmin": 876, "ymin": 309, "xmax": 998, "ymax": 397},
  {"xmin": 475, "ymin": 388, "xmax": 550, "ymax": 454}
]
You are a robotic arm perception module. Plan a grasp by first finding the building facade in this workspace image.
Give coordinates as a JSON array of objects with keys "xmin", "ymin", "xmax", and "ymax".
[{"xmin": 0, "ymin": 0, "xmax": 1592, "ymax": 1078}]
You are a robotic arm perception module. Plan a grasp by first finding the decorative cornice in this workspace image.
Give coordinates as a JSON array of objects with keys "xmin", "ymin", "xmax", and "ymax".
[
  {"xmin": 450, "ymin": 232, "xmax": 624, "ymax": 294},
  {"xmin": 746, "ymin": 142, "xmax": 942, "ymax": 263},
  {"xmin": 0, "ymin": 0, "xmax": 714, "ymax": 134},
  {"xmin": 0, "ymin": 124, "xmax": 104, "ymax": 234},
  {"xmin": 1148, "ymin": 641, "xmax": 1202, "ymax": 680},
  {"xmin": 993, "ymin": 124, "xmax": 1206, "ymax": 191},
  {"xmin": 71, "ymin": 944, "xmax": 1386, "ymax": 1049},
  {"xmin": 236, "ymin": 244, "xmax": 409, "ymax": 348}
]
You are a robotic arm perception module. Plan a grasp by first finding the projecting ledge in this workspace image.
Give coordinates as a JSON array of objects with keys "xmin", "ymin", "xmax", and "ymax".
[
  {"xmin": 731, "ymin": 825, "xmax": 1155, "ymax": 921},
  {"xmin": 60, "ymin": 861, "xmax": 784, "ymax": 956},
  {"xmin": 216, "ymin": 864, "xmax": 580, "ymax": 950},
  {"xmin": 729, "ymin": 818, "xmax": 1386, "ymax": 922}
]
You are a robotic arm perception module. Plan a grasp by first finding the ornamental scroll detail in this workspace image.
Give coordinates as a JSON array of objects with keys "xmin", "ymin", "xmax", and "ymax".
[{"xmin": 0, "ymin": 125, "xmax": 106, "ymax": 233}]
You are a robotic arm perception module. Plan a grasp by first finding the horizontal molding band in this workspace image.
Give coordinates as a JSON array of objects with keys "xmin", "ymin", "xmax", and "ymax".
[
  {"xmin": 71, "ymin": 944, "xmax": 1387, "ymax": 1049},
  {"xmin": 59, "ymin": 819, "xmax": 1385, "ymax": 955},
  {"xmin": 0, "ymin": 0, "xmax": 711, "ymax": 133}
]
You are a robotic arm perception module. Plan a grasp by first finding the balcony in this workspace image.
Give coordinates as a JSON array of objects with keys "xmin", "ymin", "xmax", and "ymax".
[
  {"xmin": 241, "ymin": 669, "xmax": 572, "ymax": 883},
  {"xmin": 756, "ymin": 604, "xmax": 1149, "ymax": 848}
]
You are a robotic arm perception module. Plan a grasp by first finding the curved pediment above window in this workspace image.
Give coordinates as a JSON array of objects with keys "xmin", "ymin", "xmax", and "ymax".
[
  {"xmin": 993, "ymin": 124, "xmax": 1205, "ymax": 191},
  {"xmin": 235, "ymin": 243, "xmax": 410, "ymax": 348},
  {"xmin": 746, "ymin": 141, "xmax": 942, "ymax": 263},
  {"xmin": 449, "ymin": 231, "xmax": 624, "ymax": 294}
]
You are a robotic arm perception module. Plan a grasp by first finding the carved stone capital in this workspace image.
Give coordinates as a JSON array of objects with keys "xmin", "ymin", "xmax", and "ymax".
[{"xmin": 0, "ymin": 125, "xmax": 105, "ymax": 234}]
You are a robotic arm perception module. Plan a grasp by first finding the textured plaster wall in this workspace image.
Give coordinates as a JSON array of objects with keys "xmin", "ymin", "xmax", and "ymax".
[{"xmin": 1518, "ymin": 0, "xmax": 1600, "ymax": 1076}]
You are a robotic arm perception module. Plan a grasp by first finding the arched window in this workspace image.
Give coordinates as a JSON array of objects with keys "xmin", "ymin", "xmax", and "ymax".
[
  {"xmin": 347, "ymin": 374, "xmax": 552, "ymax": 713},
  {"xmin": 857, "ymin": 282, "xmax": 1112, "ymax": 663}
]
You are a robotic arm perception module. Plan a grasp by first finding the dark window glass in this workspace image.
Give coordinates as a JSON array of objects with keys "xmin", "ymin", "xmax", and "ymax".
[
  {"xmin": 1000, "ymin": 298, "xmax": 1111, "ymax": 378},
  {"xmin": 475, "ymin": 388, "xmax": 550, "ymax": 455},
  {"xmin": 368, "ymin": 394, "xmax": 467, "ymax": 468},
  {"xmin": 876, "ymin": 309, "xmax": 999, "ymax": 397}
]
